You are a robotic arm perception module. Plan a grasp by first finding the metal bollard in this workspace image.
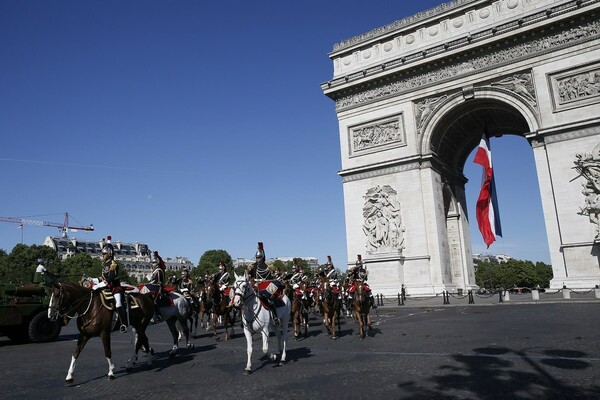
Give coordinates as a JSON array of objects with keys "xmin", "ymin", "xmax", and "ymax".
[
  {"xmin": 468, "ymin": 290, "xmax": 474, "ymax": 304},
  {"xmin": 504, "ymin": 290, "xmax": 510, "ymax": 302},
  {"xmin": 562, "ymin": 288, "xmax": 571, "ymax": 299},
  {"xmin": 498, "ymin": 290, "xmax": 503, "ymax": 303},
  {"xmin": 595, "ymin": 288, "xmax": 600, "ymax": 299},
  {"xmin": 532, "ymin": 289, "xmax": 539, "ymax": 300}
]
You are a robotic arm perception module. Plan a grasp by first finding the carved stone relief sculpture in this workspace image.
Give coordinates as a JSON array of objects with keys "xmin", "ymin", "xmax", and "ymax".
[
  {"xmin": 362, "ymin": 185, "xmax": 406, "ymax": 254},
  {"xmin": 350, "ymin": 115, "xmax": 406, "ymax": 156},
  {"xmin": 415, "ymin": 95, "xmax": 448, "ymax": 135},
  {"xmin": 491, "ymin": 72, "xmax": 536, "ymax": 105},
  {"xmin": 549, "ymin": 63, "xmax": 600, "ymax": 112},
  {"xmin": 574, "ymin": 143, "xmax": 600, "ymax": 239}
]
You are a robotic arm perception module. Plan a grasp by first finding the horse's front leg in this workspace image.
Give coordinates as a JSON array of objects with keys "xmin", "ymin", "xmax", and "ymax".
[
  {"xmin": 276, "ymin": 323, "xmax": 287, "ymax": 366},
  {"xmin": 212, "ymin": 313, "xmax": 220, "ymax": 341},
  {"xmin": 261, "ymin": 327, "xmax": 277, "ymax": 363},
  {"xmin": 243, "ymin": 328, "xmax": 253, "ymax": 375},
  {"xmin": 65, "ymin": 333, "xmax": 90, "ymax": 384},
  {"xmin": 330, "ymin": 312, "xmax": 338, "ymax": 340}
]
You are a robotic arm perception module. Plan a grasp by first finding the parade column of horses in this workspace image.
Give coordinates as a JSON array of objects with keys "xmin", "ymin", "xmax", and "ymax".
[{"xmin": 47, "ymin": 264, "xmax": 374, "ymax": 382}]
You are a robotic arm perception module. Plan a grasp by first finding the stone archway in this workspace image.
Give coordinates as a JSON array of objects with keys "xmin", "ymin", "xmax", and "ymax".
[{"xmin": 322, "ymin": 0, "xmax": 600, "ymax": 295}]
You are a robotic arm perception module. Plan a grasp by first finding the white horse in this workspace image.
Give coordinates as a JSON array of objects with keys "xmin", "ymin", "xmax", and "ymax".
[
  {"xmin": 232, "ymin": 272, "xmax": 290, "ymax": 375},
  {"xmin": 134, "ymin": 288, "xmax": 193, "ymax": 363}
]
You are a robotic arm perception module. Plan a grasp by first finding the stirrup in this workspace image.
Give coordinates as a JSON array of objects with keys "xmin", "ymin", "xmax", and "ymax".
[
  {"xmin": 272, "ymin": 314, "xmax": 281, "ymax": 327},
  {"xmin": 120, "ymin": 324, "xmax": 128, "ymax": 333}
]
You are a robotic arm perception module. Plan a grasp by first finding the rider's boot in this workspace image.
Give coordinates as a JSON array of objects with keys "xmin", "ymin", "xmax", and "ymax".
[
  {"xmin": 152, "ymin": 301, "xmax": 163, "ymax": 323},
  {"xmin": 268, "ymin": 299, "xmax": 281, "ymax": 327},
  {"xmin": 117, "ymin": 306, "xmax": 128, "ymax": 333}
]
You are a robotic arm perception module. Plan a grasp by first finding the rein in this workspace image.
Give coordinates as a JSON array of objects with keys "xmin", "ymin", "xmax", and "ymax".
[
  {"xmin": 53, "ymin": 283, "xmax": 94, "ymax": 319},
  {"xmin": 234, "ymin": 281, "xmax": 266, "ymax": 333}
]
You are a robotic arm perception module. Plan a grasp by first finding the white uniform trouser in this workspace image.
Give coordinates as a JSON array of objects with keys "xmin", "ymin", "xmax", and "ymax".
[{"xmin": 114, "ymin": 291, "xmax": 124, "ymax": 308}]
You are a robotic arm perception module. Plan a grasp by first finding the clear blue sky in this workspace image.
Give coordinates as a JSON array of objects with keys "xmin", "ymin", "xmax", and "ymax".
[{"xmin": 0, "ymin": 0, "xmax": 551, "ymax": 269}]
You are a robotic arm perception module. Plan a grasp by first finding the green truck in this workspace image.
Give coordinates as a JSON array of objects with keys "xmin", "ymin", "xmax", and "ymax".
[{"xmin": 0, "ymin": 282, "xmax": 63, "ymax": 343}]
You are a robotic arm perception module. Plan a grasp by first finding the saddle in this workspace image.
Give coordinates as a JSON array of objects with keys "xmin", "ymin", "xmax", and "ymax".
[{"xmin": 98, "ymin": 289, "xmax": 140, "ymax": 311}]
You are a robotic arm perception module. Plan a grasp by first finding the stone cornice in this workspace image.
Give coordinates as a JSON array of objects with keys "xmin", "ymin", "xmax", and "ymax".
[
  {"xmin": 332, "ymin": 0, "xmax": 480, "ymax": 52},
  {"xmin": 528, "ymin": 119, "xmax": 600, "ymax": 147},
  {"xmin": 324, "ymin": 11, "xmax": 600, "ymax": 112},
  {"xmin": 339, "ymin": 154, "xmax": 462, "ymax": 183}
]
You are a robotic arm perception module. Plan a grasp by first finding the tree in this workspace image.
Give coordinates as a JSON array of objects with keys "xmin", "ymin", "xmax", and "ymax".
[
  {"xmin": 195, "ymin": 250, "xmax": 232, "ymax": 280},
  {"xmin": 0, "ymin": 244, "xmax": 59, "ymax": 285},
  {"xmin": 61, "ymin": 253, "xmax": 102, "ymax": 284},
  {"xmin": 475, "ymin": 258, "xmax": 554, "ymax": 289}
]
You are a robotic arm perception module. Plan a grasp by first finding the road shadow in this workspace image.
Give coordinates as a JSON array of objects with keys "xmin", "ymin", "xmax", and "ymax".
[{"xmin": 395, "ymin": 345, "xmax": 600, "ymax": 399}]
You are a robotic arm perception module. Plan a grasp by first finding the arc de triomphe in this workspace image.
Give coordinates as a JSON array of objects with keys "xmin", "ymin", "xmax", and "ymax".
[{"xmin": 321, "ymin": 0, "xmax": 600, "ymax": 295}]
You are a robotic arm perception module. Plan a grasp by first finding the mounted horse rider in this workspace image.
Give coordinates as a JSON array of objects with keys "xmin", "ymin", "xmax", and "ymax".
[
  {"xmin": 177, "ymin": 268, "xmax": 195, "ymax": 307},
  {"xmin": 100, "ymin": 236, "xmax": 128, "ymax": 333},
  {"xmin": 147, "ymin": 250, "xmax": 167, "ymax": 321},
  {"xmin": 211, "ymin": 260, "xmax": 231, "ymax": 304},
  {"xmin": 319, "ymin": 255, "xmax": 341, "ymax": 300},
  {"xmin": 346, "ymin": 254, "xmax": 376, "ymax": 309},
  {"xmin": 248, "ymin": 242, "xmax": 284, "ymax": 326},
  {"xmin": 289, "ymin": 258, "xmax": 307, "ymax": 300},
  {"xmin": 178, "ymin": 269, "xmax": 194, "ymax": 292}
]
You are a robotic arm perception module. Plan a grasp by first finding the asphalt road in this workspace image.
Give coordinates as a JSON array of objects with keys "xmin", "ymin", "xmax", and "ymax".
[{"xmin": 1, "ymin": 303, "xmax": 599, "ymax": 400}]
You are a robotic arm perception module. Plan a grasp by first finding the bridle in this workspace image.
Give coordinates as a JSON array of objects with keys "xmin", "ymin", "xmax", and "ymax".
[
  {"xmin": 233, "ymin": 279, "xmax": 267, "ymax": 332},
  {"xmin": 49, "ymin": 283, "xmax": 94, "ymax": 320}
]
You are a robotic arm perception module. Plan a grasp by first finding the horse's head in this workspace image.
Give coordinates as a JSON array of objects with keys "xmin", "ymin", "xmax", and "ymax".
[
  {"xmin": 320, "ymin": 276, "xmax": 330, "ymax": 291},
  {"xmin": 48, "ymin": 282, "xmax": 92, "ymax": 321},
  {"xmin": 48, "ymin": 283, "xmax": 72, "ymax": 321},
  {"xmin": 232, "ymin": 272, "xmax": 251, "ymax": 308}
]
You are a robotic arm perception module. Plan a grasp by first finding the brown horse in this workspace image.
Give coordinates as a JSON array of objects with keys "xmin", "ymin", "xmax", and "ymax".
[
  {"xmin": 319, "ymin": 276, "xmax": 342, "ymax": 339},
  {"xmin": 48, "ymin": 282, "xmax": 155, "ymax": 383},
  {"xmin": 350, "ymin": 280, "xmax": 372, "ymax": 339},
  {"xmin": 290, "ymin": 282, "xmax": 309, "ymax": 340},
  {"xmin": 205, "ymin": 281, "xmax": 235, "ymax": 341}
]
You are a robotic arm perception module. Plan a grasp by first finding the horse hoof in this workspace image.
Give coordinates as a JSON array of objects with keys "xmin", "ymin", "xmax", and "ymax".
[
  {"xmin": 150, "ymin": 348, "xmax": 155, "ymax": 356},
  {"xmin": 243, "ymin": 369, "xmax": 252, "ymax": 375},
  {"xmin": 65, "ymin": 379, "xmax": 73, "ymax": 386},
  {"xmin": 331, "ymin": 336, "xmax": 337, "ymax": 340},
  {"xmin": 279, "ymin": 360, "xmax": 286, "ymax": 366},
  {"xmin": 107, "ymin": 375, "xmax": 114, "ymax": 380}
]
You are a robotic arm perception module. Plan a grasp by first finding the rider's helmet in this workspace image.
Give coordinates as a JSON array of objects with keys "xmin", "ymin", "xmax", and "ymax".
[
  {"xmin": 182, "ymin": 269, "xmax": 189, "ymax": 278},
  {"xmin": 219, "ymin": 260, "xmax": 225, "ymax": 272},
  {"xmin": 356, "ymin": 254, "xmax": 363, "ymax": 268},
  {"xmin": 326, "ymin": 255, "xmax": 333, "ymax": 269},
  {"xmin": 255, "ymin": 242, "xmax": 265, "ymax": 263},
  {"xmin": 292, "ymin": 258, "xmax": 299, "ymax": 271},
  {"xmin": 101, "ymin": 236, "xmax": 114, "ymax": 259}
]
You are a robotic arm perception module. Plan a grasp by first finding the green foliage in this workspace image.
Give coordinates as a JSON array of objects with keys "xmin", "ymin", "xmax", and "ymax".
[
  {"xmin": 61, "ymin": 253, "xmax": 102, "ymax": 284},
  {"xmin": 194, "ymin": 249, "xmax": 232, "ymax": 280},
  {"xmin": 0, "ymin": 244, "xmax": 60, "ymax": 285},
  {"xmin": 475, "ymin": 259, "xmax": 553, "ymax": 289},
  {"xmin": 0, "ymin": 244, "xmax": 136, "ymax": 285}
]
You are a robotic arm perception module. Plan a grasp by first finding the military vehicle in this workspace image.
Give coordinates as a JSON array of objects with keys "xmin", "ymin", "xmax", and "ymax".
[{"xmin": 0, "ymin": 283, "xmax": 63, "ymax": 343}]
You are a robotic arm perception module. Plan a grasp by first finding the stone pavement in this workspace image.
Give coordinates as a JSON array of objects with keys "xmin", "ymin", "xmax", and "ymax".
[{"xmin": 1, "ymin": 302, "xmax": 599, "ymax": 399}]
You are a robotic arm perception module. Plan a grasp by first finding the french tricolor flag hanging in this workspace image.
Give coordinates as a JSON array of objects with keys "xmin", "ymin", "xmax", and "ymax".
[{"xmin": 473, "ymin": 134, "xmax": 502, "ymax": 248}]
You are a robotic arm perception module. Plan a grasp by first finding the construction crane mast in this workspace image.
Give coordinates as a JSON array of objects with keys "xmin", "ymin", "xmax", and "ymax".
[{"xmin": 0, "ymin": 212, "xmax": 94, "ymax": 237}]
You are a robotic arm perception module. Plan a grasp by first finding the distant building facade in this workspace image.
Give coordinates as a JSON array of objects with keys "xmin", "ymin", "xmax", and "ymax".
[
  {"xmin": 473, "ymin": 253, "xmax": 512, "ymax": 264},
  {"xmin": 232, "ymin": 257, "xmax": 320, "ymax": 271},
  {"xmin": 42, "ymin": 236, "xmax": 194, "ymax": 282}
]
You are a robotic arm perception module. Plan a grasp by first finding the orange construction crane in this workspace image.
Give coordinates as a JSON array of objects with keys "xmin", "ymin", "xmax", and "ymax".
[{"xmin": 0, "ymin": 212, "xmax": 94, "ymax": 237}]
